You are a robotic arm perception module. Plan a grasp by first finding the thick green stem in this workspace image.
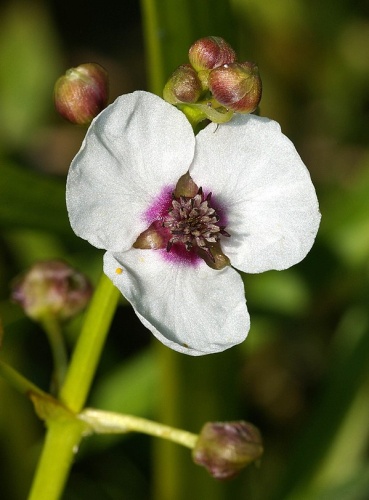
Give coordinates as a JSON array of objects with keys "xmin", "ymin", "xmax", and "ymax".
[
  {"xmin": 28, "ymin": 272, "xmax": 120, "ymax": 499},
  {"xmin": 59, "ymin": 272, "xmax": 120, "ymax": 412},
  {"xmin": 28, "ymin": 419, "xmax": 86, "ymax": 500}
]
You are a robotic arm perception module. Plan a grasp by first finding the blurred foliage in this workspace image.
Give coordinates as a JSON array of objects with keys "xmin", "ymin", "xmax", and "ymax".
[{"xmin": 0, "ymin": 0, "xmax": 369, "ymax": 499}]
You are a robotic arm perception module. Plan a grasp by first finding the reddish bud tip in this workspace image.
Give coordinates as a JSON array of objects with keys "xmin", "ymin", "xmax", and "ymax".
[
  {"xmin": 209, "ymin": 62, "xmax": 262, "ymax": 113},
  {"xmin": 11, "ymin": 260, "xmax": 92, "ymax": 321},
  {"xmin": 163, "ymin": 64, "xmax": 203, "ymax": 104},
  {"xmin": 189, "ymin": 37, "xmax": 236, "ymax": 72},
  {"xmin": 192, "ymin": 420, "xmax": 263, "ymax": 480},
  {"xmin": 54, "ymin": 63, "xmax": 109, "ymax": 125}
]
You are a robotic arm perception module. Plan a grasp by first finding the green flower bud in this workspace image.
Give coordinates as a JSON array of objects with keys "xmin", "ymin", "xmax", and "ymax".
[
  {"xmin": 11, "ymin": 260, "xmax": 92, "ymax": 321},
  {"xmin": 54, "ymin": 63, "xmax": 108, "ymax": 125},
  {"xmin": 163, "ymin": 64, "xmax": 203, "ymax": 105},
  {"xmin": 189, "ymin": 36, "xmax": 236, "ymax": 72},
  {"xmin": 192, "ymin": 420, "xmax": 263, "ymax": 480},
  {"xmin": 209, "ymin": 62, "xmax": 262, "ymax": 113}
]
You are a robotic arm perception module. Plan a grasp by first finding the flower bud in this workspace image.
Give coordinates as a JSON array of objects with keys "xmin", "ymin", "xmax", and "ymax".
[
  {"xmin": 209, "ymin": 62, "xmax": 262, "ymax": 113},
  {"xmin": 189, "ymin": 37, "xmax": 236, "ymax": 72},
  {"xmin": 192, "ymin": 420, "xmax": 263, "ymax": 480},
  {"xmin": 11, "ymin": 260, "xmax": 92, "ymax": 321},
  {"xmin": 163, "ymin": 64, "xmax": 203, "ymax": 104},
  {"xmin": 54, "ymin": 63, "xmax": 109, "ymax": 125}
]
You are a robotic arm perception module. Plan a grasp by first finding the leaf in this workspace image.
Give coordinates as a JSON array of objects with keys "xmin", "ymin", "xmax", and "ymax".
[
  {"xmin": 90, "ymin": 350, "xmax": 158, "ymax": 417},
  {"xmin": 0, "ymin": 2, "xmax": 62, "ymax": 149},
  {"xmin": 0, "ymin": 161, "xmax": 71, "ymax": 236}
]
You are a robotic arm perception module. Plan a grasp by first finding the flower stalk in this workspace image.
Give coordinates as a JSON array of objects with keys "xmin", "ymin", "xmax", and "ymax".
[
  {"xmin": 59, "ymin": 272, "xmax": 120, "ymax": 412},
  {"xmin": 79, "ymin": 408, "xmax": 198, "ymax": 448},
  {"xmin": 28, "ymin": 272, "xmax": 119, "ymax": 498},
  {"xmin": 28, "ymin": 418, "xmax": 86, "ymax": 500}
]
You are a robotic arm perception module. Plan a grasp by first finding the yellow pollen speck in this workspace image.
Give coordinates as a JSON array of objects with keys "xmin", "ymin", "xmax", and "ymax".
[{"xmin": 115, "ymin": 267, "xmax": 123, "ymax": 274}]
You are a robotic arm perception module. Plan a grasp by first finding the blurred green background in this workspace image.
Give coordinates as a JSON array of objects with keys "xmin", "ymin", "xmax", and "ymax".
[{"xmin": 1, "ymin": 0, "xmax": 369, "ymax": 499}]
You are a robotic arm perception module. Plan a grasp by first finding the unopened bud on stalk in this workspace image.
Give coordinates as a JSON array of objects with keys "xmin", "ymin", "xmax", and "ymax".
[
  {"xmin": 163, "ymin": 64, "xmax": 203, "ymax": 104},
  {"xmin": 11, "ymin": 260, "xmax": 92, "ymax": 321},
  {"xmin": 54, "ymin": 63, "xmax": 108, "ymax": 125},
  {"xmin": 209, "ymin": 62, "xmax": 262, "ymax": 113},
  {"xmin": 189, "ymin": 36, "xmax": 236, "ymax": 72},
  {"xmin": 192, "ymin": 420, "xmax": 263, "ymax": 480}
]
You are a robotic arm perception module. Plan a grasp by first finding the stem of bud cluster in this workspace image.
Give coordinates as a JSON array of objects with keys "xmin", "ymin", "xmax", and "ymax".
[
  {"xmin": 192, "ymin": 102, "xmax": 234, "ymax": 123},
  {"xmin": 177, "ymin": 101, "xmax": 233, "ymax": 129},
  {"xmin": 40, "ymin": 314, "xmax": 68, "ymax": 395}
]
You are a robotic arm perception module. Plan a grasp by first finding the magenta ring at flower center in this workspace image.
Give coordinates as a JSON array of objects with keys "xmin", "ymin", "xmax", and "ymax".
[{"xmin": 142, "ymin": 185, "xmax": 228, "ymax": 267}]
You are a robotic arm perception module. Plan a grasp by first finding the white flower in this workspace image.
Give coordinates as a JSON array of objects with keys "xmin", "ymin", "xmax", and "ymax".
[{"xmin": 66, "ymin": 91, "xmax": 320, "ymax": 356}]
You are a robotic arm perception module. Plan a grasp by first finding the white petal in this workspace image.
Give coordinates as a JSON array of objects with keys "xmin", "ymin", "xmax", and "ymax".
[
  {"xmin": 190, "ymin": 114, "xmax": 321, "ymax": 273},
  {"xmin": 104, "ymin": 250, "xmax": 250, "ymax": 356},
  {"xmin": 66, "ymin": 91, "xmax": 195, "ymax": 252}
]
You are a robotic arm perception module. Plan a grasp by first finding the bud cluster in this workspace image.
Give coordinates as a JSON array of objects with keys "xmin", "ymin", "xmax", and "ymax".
[{"xmin": 163, "ymin": 36, "xmax": 262, "ymax": 122}]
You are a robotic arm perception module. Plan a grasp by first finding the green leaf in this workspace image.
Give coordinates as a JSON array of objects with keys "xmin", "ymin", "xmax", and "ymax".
[
  {"xmin": 0, "ymin": 161, "xmax": 71, "ymax": 236},
  {"xmin": 320, "ymin": 156, "xmax": 369, "ymax": 267},
  {"xmin": 292, "ymin": 465, "xmax": 369, "ymax": 500},
  {"xmin": 272, "ymin": 306, "xmax": 369, "ymax": 500},
  {"xmin": 0, "ymin": 2, "xmax": 61, "ymax": 149},
  {"xmin": 90, "ymin": 350, "xmax": 158, "ymax": 417}
]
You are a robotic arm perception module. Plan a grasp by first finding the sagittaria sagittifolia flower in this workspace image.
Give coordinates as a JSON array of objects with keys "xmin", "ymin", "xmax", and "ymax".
[{"xmin": 66, "ymin": 91, "xmax": 320, "ymax": 355}]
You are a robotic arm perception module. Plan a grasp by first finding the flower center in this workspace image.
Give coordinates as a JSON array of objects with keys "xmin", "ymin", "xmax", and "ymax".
[{"xmin": 163, "ymin": 187, "xmax": 230, "ymax": 261}]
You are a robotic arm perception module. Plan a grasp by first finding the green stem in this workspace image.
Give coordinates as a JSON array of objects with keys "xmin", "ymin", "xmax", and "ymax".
[
  {"xmin": 41, "ymin": 314, "xmax": 68, "ymax": 394},
  {"xmin": 140, "ymin": 0, "xmax": 165, "ymax": 95},
  {"xmin": 59, "ymin": 272, "xmax": 120, "ymax": 412},
  {"xmin": 29, "ymin": 272, "xmax": 120, "ymax": 499},
  {"xmin": 28, "ymin": 419, "xmax": 86, "ymax": 500},
  {"xmin": 79, "ymin": 408, "xmax": 198, "ymax": 448}
]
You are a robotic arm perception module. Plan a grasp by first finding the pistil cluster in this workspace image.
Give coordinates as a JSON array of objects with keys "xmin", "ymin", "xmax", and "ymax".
[{"xmin": 163, "ymin": 188, "xmax": 229, "ymax": 260}]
